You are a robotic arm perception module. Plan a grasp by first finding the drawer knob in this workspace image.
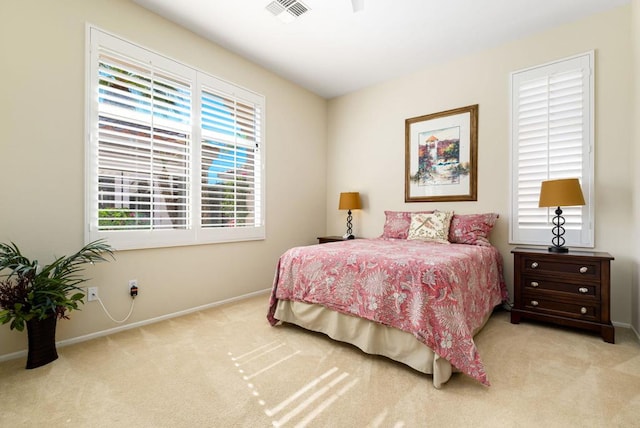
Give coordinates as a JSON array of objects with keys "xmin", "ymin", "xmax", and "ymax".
[
  {"xmin": 579, "ymin": 266, "xmax": 588, "ymax": 274},
  {"xmin": 580, "ymin": 307, "xmax": 587, "ymax": 314},
  {"xmin": 531, "ymin": 300, "xmax": 539, "ymax": 306},
  {"xmin": 578, "ymin": 287, "xmax": 589, "ymax": 294},
  {"xmin": 531, "ymin": 262, "xmax": 538, "ymax": 269},
  {"xmin": 530, "ymin": 281, "xmax": 539, "ymax": 287}
]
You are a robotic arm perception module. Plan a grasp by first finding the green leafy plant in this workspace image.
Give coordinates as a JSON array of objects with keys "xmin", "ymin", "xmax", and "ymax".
[{"xmin": 0, "ymin": 239, "xmax": 114, "ymax": 331}]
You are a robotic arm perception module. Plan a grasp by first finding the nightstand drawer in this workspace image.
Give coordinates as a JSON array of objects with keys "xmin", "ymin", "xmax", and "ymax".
[
  {"xmin": 521, "ymin": 296, "xmax": 599, "ymax": 321},
  {"xmin": 522, "ymin": 256, "xmax": 600, "ymax": 279},
  {"xmin": 521, "ymin": 276, "xmax": 598, "ymax": 297}
]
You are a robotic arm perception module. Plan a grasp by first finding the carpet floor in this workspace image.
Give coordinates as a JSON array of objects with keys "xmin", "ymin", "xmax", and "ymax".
[{"xmin": 1, "ymin": 294, "xmax": 639, "ymax": 427}]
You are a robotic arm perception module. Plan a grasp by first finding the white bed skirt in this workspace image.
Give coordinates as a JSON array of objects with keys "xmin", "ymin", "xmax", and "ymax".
[{"xmin": 274, "ymin": 300, "xmax": 454, "ymax": 388}]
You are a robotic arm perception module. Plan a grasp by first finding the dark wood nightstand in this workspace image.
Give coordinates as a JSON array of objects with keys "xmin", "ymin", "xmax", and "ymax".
[
  {"xmin": 317, "ymin": 236, "xmax": 354, "ymax": 244},
  {"xmin": 510, "ymin": 247, "xmax": 615, "ymax": 343}
]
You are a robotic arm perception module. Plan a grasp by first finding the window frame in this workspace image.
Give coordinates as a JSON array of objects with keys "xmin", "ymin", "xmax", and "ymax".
[
  {"xmin": 85, "ymin": 26, "xmax": 266, "ymax": 250},
  {"xmin": 509, "ymin": 51, "xmax": 595, "ymax": 248}
]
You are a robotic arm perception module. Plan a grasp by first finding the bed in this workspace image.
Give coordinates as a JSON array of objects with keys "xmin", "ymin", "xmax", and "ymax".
[{"xmin": 267, "ymin": 211, "xmax": 508, "ymax": 387}]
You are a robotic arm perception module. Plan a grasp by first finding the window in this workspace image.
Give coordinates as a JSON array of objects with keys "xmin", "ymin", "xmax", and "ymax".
[
  {"xmin": 86, "ymin": 28, "xmax": 265, "ymax": 250},
  {"xmin": 510, "ymin": 52, "xmax": 594, "ymax": 248}
]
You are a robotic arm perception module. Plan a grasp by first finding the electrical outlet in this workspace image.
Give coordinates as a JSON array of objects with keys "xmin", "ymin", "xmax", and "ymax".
[
  {"xmin": 128, "ymin": 279, "xmax": 139, "ymax": 297},
  {"xmin": 87, "ymin": 287, "xmax": 99, "ymax": 302}
]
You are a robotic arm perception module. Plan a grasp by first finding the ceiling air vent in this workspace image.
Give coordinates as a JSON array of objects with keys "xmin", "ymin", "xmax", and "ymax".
[{"xmin": 265, "ymin": 0, "xmax": 310, "ymax": 23}]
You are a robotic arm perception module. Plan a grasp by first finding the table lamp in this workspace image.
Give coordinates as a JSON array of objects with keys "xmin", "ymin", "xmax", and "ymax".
[
  {"xmin": 538, "ymin": 178, "xmax": 585, "ymax": 253},
  {"xmin": 338, "ymin": 192, "xmax": 361, "ymax": 239}
]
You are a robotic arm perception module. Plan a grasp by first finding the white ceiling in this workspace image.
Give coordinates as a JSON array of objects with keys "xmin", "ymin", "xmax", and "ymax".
[{"xmin": 133, "ymin": 0, "xmax": 629, "ymax": 99}]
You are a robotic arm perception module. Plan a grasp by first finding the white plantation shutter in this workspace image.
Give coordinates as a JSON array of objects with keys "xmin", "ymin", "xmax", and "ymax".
[
  {"xmin": 87, "ymin": 28, "xmax": 265, "ymax": 249},
  {"xmin": 199, "ymin": 77, "xmax": 264, "ymax": 241},
  {"xmin": 96, "ymin": 50, "xmax": 192, "ymax": 231},
  {"xmin": 510, "ymin": 52, "xmax": 594, "ymax": 247}
]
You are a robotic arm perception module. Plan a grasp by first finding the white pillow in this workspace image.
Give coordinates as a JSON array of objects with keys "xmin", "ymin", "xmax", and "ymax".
[{"xmin": 407, "ymin": 211, "xmax": 453, "ymax": 244}]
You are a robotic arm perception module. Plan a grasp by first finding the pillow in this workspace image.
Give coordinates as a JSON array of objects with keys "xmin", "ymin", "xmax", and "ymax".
[
  {"xmin": 381, "ymin": 210, "xmax": 433, "ymax": 239},
  {"xmin": 448, "ymin": 213, "xmax": 499, "ymax": 246},
  {"xmin": 407, "ymin": 211, "xmax": 453, "ymax": 244}
]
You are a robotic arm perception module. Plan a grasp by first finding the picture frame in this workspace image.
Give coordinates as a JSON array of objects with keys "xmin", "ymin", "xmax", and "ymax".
[{"xmin": 405, "ymin": 104, "xmax": 478, "ymax": 202}]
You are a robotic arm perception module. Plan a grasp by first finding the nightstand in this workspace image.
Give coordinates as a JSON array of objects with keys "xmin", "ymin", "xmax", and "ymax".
[
  {"xmin": 510, "ymin": 247, "xmax": 615, "ymax": 343},
  {"xmin": 317, "ymin": 236, "xmax": 353, "ymax": 244}
]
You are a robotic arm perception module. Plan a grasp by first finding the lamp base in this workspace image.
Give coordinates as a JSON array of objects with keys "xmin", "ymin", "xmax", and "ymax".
[{"xmin": 548, "ymin": 246, "xmax": 569, "ymax": 253}]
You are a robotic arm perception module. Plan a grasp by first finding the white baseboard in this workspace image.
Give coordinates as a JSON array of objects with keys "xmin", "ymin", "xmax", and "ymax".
[
  {"xmin": 612, "ymin": 321, "xmax": 630, "ymax": 328},
  {"xmin": 631, "ymin": 324, "xmax": 640, "ymax": 342},
  {"xmin": 0, "ymin": 288, "xmax": 271, "ymax": 364},
  {"xmin": 612, "ymin": 321, "xmax": 640, "ymax": 343},
  {"xmin": 3, "ymin": 289, "xmax": 638, "ymax": 363}
]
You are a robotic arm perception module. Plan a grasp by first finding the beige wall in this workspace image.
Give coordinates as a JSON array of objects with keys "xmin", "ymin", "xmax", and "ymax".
[
  {"xmin": 327, "ymin": 5, "xmax": 635, "ymax": 325},
  {"xmin": 0, "ymin": 0, "xmax": 327, "ymax": 356},
  {"xmin": 633, "ymin": 0, "xmax": 640, "ymax": 335}
]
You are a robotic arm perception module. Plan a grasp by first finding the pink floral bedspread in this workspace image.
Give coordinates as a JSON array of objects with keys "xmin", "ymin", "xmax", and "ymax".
[{"xmin": 267, "ymin": 238, "xmax": 507, "ymax": 386}]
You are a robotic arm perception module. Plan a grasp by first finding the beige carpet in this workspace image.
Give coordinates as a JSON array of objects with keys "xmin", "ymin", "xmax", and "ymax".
[{"xmin": 1, "ymin": 294, "xmax": 639, "ymax": 427}]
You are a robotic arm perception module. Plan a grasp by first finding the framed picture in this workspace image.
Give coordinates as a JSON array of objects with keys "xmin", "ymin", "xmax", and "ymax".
[{"xmin": 405, "ymin": 104, "xmax": 478, "ymax": 202}]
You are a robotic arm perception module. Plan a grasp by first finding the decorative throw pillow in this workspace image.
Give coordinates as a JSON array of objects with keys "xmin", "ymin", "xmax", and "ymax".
[
  {"xmin": 448, "ymin": 213, "xmax": 499, "ymax": 246},
  {"xmin": 380, "ymin": 210, "xmax": 433, "ymax": 239},
  {"xmin": 407, "ymin": 211, "xmax": 453, "ymax": 244}
]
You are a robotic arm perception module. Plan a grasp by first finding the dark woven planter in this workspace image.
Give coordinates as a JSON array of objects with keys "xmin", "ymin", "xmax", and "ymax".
[{"xmin": 26, "ymin": 316, "xmax": 58, "ymax": 369}]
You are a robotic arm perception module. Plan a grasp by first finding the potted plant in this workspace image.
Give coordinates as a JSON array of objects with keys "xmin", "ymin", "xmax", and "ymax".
[{"xmin": 0, "ymin": 239, "xmax": 114, "ymax": 368}]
